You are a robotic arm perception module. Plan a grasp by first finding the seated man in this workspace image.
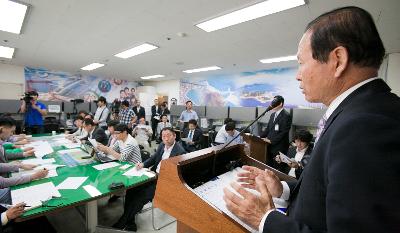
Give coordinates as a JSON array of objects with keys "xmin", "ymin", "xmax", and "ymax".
[
  {"xmin": 156, "ymin": 115, "xmax": 171, "ymax": 139},
  {"xmin": 112, "ymin": 127, "xmax": 186, "ymax": 231},
  {"xmin": 214, "ymin": 118, "xmax": 234, "ymax": 144},
  {"xmin": 276, "ymin": 129, "xmax": 313, "ymax": 178},
  {"xmin": 181, "ymin": 119, "xmax": 203, "ymax": 152},
  {"xmin": 66, "ymin": 115, "xmax": 87, "ymax": 140},
  {"xmin": 106, "ymin": 120, "xmax": 120, "ymax": 147},
  {"xmin": 216, "ymin": 121, "xmax": 243, "ymax": 144},
  {"xmin": 97, "ymin": 123, "xmax": 141, "ymax": 164},
  {"xmin": 81, "ymin": 118, "xmax": 108, "ymax": 146},
  {"xmin": 132, "ymin": 117, "xmax": 152, "ymax": 152}
]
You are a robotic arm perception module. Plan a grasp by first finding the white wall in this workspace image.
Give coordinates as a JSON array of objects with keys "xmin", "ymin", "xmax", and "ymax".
[
  {"xmin": 0, "ymin": 63, "xmax": 25, "ymax": 99},
  {"xmin": 386, "ymin": 53, "xmax": 400, "ymax": 96},
  {"xmin": 144, "ymin": 79, "xmax": 180, "ymax": 108}
]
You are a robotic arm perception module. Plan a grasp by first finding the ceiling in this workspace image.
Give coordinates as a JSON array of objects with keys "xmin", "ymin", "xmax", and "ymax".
[{"xmin": 0, "ymin": 0, "xmax": 399, "ymax": 81}]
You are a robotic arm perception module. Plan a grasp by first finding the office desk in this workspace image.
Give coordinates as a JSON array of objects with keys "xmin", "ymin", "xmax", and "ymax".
[{"xmin": 12, "ymin": 134, "xmax": 155, "ymax": 233}]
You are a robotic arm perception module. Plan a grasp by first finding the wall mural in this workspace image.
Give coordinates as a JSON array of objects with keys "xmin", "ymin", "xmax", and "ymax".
[
  {"xmin": 180, "ymin": 67, "xmax": 322, "ymax": 109},
  {"xmin": 25, "ymin": 67, "xmax": 142, "ymax": 102}
]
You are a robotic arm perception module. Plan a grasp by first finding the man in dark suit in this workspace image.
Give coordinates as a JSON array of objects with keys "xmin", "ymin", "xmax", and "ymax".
[
  {"xmin": 132, "ymin": 100, "xmax": 145, "ymax": 122},
  {"xmin": 223, "ymin": 7, "xmax": 400, "ymax": 233},
  {"xmin": 150, "ymin": 99, "xmax": 161, "ymax": 140},
  {"xmin": 181, "ymin": 119, "xmax": 203, "ymax": 152},
  {"xmin": 112, "ymin": 127, "xmax": 186, "ymax": 231},
  {"xmin": 81, "ymin": 118, "xmax": 108, "ymax": 146},
  {"xmin": 260, "ymin": 95, "xmax": 292, "ymax": 171}
]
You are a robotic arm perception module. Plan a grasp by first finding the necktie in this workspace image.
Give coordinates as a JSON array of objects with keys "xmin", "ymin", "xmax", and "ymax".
[
  {"xmin": 188, "ymin": 130, "xmax": 193, "ymax": 140},
  {"xmin": 314, "ymin": 115, "xmax": 327, "ymax": 144}
]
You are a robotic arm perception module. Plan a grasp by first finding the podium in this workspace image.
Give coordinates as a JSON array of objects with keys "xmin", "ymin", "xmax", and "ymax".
[
  {"xmin": 154, "ymin": 144, "xmax": 294, "ymax": 233},
  {"xmin": 243, "ymin": 133, "xmax": 269, "ymax": 164}
]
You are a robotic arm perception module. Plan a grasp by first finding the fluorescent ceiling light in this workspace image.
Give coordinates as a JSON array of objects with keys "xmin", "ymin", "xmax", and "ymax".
[
  {"xmin": 81, "ymin": 63, "xmax": 104, "ymax": 71},
  {"xmin": 183, "ymin": 66, "xmax": 221, "ymax": 73},
  {"xmin": 196, "ymin": 0, "xmax": 305, "ymax": 32},
  {"xmin": 114, "ymin": 43, "xmax": 158, "ymax": 59},
  {"xmin": 0, "ymin": 45, "xmax": 15, "ymax": 59},
  {"xmin": 140, "ymin": 74, "xmax": 165, "ymax": 80},
  {"xmin": 0, "ymin": 0, "xmax": 29, "ymax": 34},
  {"xmin": 259, "ymin": 55, "xmax": 297, "ymax": 64}
]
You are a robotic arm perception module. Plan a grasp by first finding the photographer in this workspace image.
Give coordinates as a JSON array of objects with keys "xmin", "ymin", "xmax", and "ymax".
[{"xmin": 19, "ymin": 91, "xmax": 47, "ymax": 135}]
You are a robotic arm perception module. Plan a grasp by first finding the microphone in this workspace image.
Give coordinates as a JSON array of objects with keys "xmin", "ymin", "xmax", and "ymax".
[{"xmin": 211, "ymin": 97, "xmax": 281, "ymax": 175}]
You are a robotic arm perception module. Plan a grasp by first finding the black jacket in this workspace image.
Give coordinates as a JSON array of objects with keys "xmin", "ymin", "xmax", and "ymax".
[
  {"xmin": 143, "ymin": 142, "xmax": 186, "ymax": 172},
  {"xmin": 284, "ymin": 145, "xmax": 313, "ymax": 178},
  {"xmin": 181, "ymin": 128, "xmax": 203, "ymax": 152},
  {"xmin": 82, "ymin": 127, "xmax": 108, "ymax": 146},
  {"xmin": 263, "ymin": 79, "xmax": 400, "ymax": 233},
  {"xmin": 133, "ymin": 106, "xmax": 146, "ymax": 120}
]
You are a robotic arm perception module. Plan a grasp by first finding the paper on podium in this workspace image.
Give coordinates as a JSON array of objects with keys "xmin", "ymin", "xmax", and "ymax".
[
  {"xmin": 11, "ymin": 182, "xmax": 61, "ymax": 210},
  {"xmin": 193, "ymin": 167, "xmax": 288, "ymax": 233}
]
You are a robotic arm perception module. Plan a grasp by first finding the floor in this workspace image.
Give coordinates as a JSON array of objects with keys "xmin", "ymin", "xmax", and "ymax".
[{"xmin": 48, "ymin": 140, "xmax": 177, "ymax": 233}]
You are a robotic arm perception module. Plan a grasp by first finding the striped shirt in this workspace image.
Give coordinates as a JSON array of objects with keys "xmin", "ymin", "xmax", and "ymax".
[{"xmin": 112, "ymin": 134, "xmax": 141, "ymax": 163}]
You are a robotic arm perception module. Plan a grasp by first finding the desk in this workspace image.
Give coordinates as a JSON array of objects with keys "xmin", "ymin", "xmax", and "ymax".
[
  {"xmin": 12, "ymin": 134, "xmax": 155, "ymax": 233},
  {"xmin": 243, "ymin": 133, "xmax": 269, "ymax": 164}
]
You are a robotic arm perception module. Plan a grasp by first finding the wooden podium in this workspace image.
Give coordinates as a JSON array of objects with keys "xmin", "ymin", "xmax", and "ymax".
[
  {"xmin": 154, "ymin": 144, "xmax": 294, "ymax": 233},
  {"xmin": 243, "ymin": 133, "xmax": 269, "ymax": 164}
]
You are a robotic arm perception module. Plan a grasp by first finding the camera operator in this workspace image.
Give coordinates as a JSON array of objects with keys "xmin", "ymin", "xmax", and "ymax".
[{"xmin": 19, "ymin": 91, "xmax": 47, "ymax": 135}]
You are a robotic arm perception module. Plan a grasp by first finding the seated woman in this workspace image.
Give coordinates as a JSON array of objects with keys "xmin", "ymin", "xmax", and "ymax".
[{"xmin": 276, "ymin": 129, "xmax": 313, "ymax": 179}]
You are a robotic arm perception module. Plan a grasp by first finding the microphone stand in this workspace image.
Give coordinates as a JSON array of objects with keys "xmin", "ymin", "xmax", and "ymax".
[{"xmin": 212, "ymin": 104, "xmax": 278, "ymax": 176}]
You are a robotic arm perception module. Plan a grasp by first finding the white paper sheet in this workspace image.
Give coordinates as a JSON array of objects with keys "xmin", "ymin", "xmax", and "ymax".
[
  {"xmin": 278, "ymin": 152, "xmax": 296, "ymax": 164},
  {"xmin": 57, "ymin": 148, "xmax": 82, "ymax": 154},
  {"xmin": 83, "ymin": 185, "xmax": 101, "ymax": 197},
  {"xmin": 88, "ymin": 138, "xmax": 98, "ymax": 148},
  {"xmin": 92, "ymin": 162, "xmax": 120, "ymax": 170},
  {"xmin": 24, "ymin": 141, "xmax": 54, "ymax": 158},
  {"xmin": 21, "ymin": 158, "xmax": 55, "ymax": 165},
  {"xmin": 123, "ymin": 167, "xmax": 155, "ymax": 178},
  {"xmin": 53, "ymin": 138, "xmax": 81, "ymax": 149},
  {"xmin": 11, "ymin": 182, "xmax": 61, "ymax": 210},
  {"xmin": 119, "ymin": 164, "xmax": 132, "ymax": 170},
  {"xmin": 181, "ymin": 137, "xmax": 192, "ymax": 143},
  {"xmin": 56, "ymin": 177, "xmax": 88, "ymax": 190}
]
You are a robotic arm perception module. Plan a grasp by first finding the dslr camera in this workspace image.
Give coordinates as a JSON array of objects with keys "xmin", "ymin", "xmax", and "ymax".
[{"xmin": 20, "ymin": 91, "xmax": 35, "ymax": 105}]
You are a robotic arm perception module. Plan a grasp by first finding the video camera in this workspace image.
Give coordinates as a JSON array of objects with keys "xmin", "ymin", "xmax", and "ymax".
[{"xmin": 20, "ymin": 91, "xmax": 37, "ymax": 105}]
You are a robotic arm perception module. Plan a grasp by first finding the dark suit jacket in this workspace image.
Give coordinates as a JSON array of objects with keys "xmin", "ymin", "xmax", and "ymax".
[
  {"xmin": 82, "ymin": 127, "xmax": 108, "ymax": 146},
  {"xmin": 151, "ymin": 105, "xmax": 161, "ymax": 119},
  {"xmin": 284, "ymin": 145, "xmax": 313, "ymax": 178},
  {"xmin": 264, "ymin": 79, "xmax": 400, "ymax": 233},
  {"xmin": 133, "ymin": 106, "xmax": 146, "ymax": 120},
  {"xmin": 260, "ymin": 109, "xmax": 292, "ymax": 166},
  {"xmin": 181, "ymin": 128, "xmax": 203, "ymax": 152},
  {"xmin": 143, "ymin": 142, "xmax": 186, "ymax": 172}
]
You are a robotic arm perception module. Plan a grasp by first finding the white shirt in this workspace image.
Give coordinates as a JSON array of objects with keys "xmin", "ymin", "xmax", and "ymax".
[
  {"xmin": 214, "ymin": 125, "xmax": 228, "ymax": 143},
  {"xmin": 259, "ymin": 77, "xmax": 379, "ymax": 231},
  {"xmin": 94, "ymin": 105, "xmax": 109, "ymax": 127},
  {"xmin": 156, "ymin": 142, "xmax": 175, "ymax": 173},
  {"xmin": 288, "ymin": 147, "xmax": 307, "ymax": 177},
  {"xmin": 273, "ymin": 108, "xmax": 284, "ymax": 122}
]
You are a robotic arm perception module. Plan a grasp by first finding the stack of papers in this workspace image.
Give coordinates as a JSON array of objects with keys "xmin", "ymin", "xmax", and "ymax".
[
  {"xmin": 277, "ymin": 152, "xmax": 296, "ymax": 164},
  {"xmin": 123, "ymin": 167, "xmax": 155, "ymax": 178},
  {"xmin": 21, "ymin": 158, "xmax": 55, "ymax": 165},
  {"xmin": 53, "ymin": 138, "xmax": 81, "ymax": 149},
  {"xmin": 11, "ymin": 182, "xmax": 61, "ymax": 210},
  {"xmin": 12, "ymin": 163, "xmax": 64, "ymax": 179}
]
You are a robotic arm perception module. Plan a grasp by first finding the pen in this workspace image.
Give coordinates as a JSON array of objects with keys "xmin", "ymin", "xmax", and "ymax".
[{"xmin": 0, "ymin": 204, "xmax": 31, "ymax": 209}]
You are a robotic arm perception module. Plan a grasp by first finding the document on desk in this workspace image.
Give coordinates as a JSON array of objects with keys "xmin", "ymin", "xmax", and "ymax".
[
  {"xmin": 21, "ymin": 158, "xmax": 55, "ymax": 165},
  {"xmin": 83, "ymin": 185, "xmax": 102, "ymax": 197},
  {"xmin": 92, "ymin": 162, "xmax": 120, "ymax": 170},
  {"xmin": 11, "ymin": 182, "xmax": 61, "ymax": 210},
  {"xmin": 24, "ymin": 141, "xmax": 54, "ymax": 158},
  {"xmin": 53, "ymin": 138, "xmax": 81, "ymax": 149},
  {"xmin": 12, "ymin": 163, "xmax": 63, "ymax": 179},
  {"xmin": 123, "ymin": 167, "xmax": 155, "ymax": 178},
  {"xmin": 56, "ymin": 177, "xmax": 88, "ymax": 190}
]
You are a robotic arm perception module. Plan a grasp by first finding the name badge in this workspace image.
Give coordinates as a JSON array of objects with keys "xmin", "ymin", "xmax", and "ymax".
[{"xmin": 274, "ymin": 124, "xmax": 279, "ymax": 131}]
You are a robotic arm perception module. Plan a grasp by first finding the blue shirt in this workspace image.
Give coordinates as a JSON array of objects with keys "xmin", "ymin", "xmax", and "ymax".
[
  {"xmin": 179, "ymin": 110, "xmax": 198, "ymax": 122},
  {"xmin": 225, "ymin": 130, "xmax": 243, "ymax": 144},
  {"xmin": 25, "ymin": 102, "xmax": 46, "ymax": 126}
]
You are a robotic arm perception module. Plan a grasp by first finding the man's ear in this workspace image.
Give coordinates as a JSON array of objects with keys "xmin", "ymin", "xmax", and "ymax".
[{"xmin": 331, "ymin": 46, "xmax": 349, "ymax": 78}]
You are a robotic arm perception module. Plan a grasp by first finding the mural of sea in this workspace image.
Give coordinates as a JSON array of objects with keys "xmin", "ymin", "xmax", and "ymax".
[
  {"xmin": 25, "ymin": 67, "xmax": 143, "ymax": 102},
  {"xmin": 180, "ymin": 67, "xmax": 323, "ymax": 109}
]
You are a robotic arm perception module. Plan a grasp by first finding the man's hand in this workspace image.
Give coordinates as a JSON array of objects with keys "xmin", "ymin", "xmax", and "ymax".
[
  {"xmin": 6, "ymin": 203, "xmax": 25, "ymax": 220},
  {"xmin": 288, "ymin": 161, "xmax": 300, "ymax": 168},
  {"xmin": 97, "ymin": 144, "xmax": 110, "ymax": 153},
  {"xmin": 22, "ymin": 146, "xmax": 33, "ymax": 151},
  {"xmin": 262, "ymin": 138, "xmax": 271, "ymax": 144},
  {"xmin": 237, "ymin": 166, "xmax": 283, "ymax": 197},
  {"xmin": 274, "ymin": 155, "xmax": 282, "ymax": 163},
  {"xmin": 136, "ymin": 163, "xmax": 144, "ymax": 170},
  {"xmin": 31, "ymin": 169, "xmax": 48, "ymax": 180},
  {"xmin": 18, "ymin": 163, "xmax": 37, "ymax": 170},
  {"xmin": 223, "ymin": 177, "xmax": 275, "ymax": 229}
]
